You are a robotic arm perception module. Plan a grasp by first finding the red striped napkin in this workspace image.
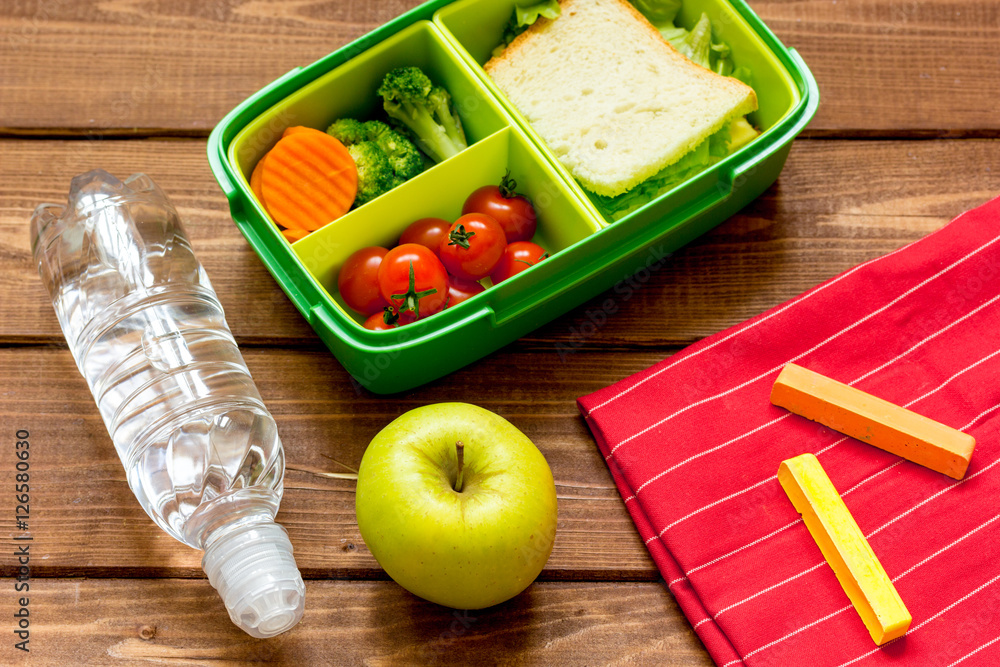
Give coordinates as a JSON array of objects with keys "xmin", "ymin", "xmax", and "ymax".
[{"xmin": 579, "ymin": 195, "xmax": 1000, "ymax": 667}]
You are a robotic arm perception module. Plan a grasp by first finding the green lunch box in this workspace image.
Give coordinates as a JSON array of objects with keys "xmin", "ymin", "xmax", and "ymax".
[{"xmin": 207, "ymin": 0, "xmax": 819, "ymax": 394}]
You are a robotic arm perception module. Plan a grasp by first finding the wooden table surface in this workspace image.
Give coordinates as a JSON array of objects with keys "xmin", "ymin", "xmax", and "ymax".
[{"xmin": 1, "ymin": 0, "xmax": 997, "ymax": 664}]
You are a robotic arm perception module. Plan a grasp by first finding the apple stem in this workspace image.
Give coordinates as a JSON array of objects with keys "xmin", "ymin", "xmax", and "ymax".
[{"xmin": 455, "ymin": 441, "xmax": 465, "ymax": 493}]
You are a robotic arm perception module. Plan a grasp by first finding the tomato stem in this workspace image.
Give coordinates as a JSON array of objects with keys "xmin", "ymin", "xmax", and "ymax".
[
  {"xmin": 390, "ymin": 261, "xmax": 437, "ymax": 318},
  {"xmin": 381, "ymin": 306, "xmax": 399, "ymax": 326},
  {"xmin": 515, "ymin": 253, "xmax": 548, "ymax": 268},
  {"xmin": 498, "ymin": 169, "xmax": 517, "ymax": 198},
  {"xmin": 447, "ymin": 224, "xmax": 476, "ymax": 250}
]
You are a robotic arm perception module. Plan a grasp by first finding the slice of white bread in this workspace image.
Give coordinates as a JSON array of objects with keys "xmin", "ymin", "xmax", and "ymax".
[{"xmin": 485, "ymin": 0, "xmax": 757, "ymax": 198}]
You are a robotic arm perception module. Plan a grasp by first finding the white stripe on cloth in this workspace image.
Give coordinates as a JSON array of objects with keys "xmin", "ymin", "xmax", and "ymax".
[
  {"xmin": 720, "ymin": 604, "xmax": 855, "ymax": 667},
  {"xmin": 710, "ymin": 454, "xmax": 1000, "ymax": 664},
  {"xmin": 695, "ymin": 408, "xmax": 1000, "ymax": 616},
  {"xmin": 652, "ymin": 345, "xmax": 1000, "ymax": 540},
  {"xmin": 643, "ymin": 392, "xmax": 1000, "ymax": 639},
  {"xmin": 726, "ymin": 569, "xmax": 1000, "ymax": 667},
  {"xmin": 604, "ymin": 233, "xmax": 1000, "ymax": 460},
  {"xmin": 633, "ymin": 415, "xmax": 791, "ymax": 495},
  {"xmin": 867, "ymin": 450, "xmax": 1000, "ymax": 540},
  {"xmin": 685, "ymin": 461, "xmax": 904, "ymax": 578},
  {"xmin": 713, "ymin": 513, "xmax": 1000, "ymax": 621},
  {"xmin": 946, "ymin": 636, "xmax": 1000, "ymax": 666},
  {"xmin": 679, "ymin": 404, "xmax": 1000, "ymax": 649},
  {"xmin": 622, "ymin": 286, "xmax": 1000, "ymax": 493},
  {"xmin": 584, "ymin": 237, "xmax": 923, "ymax": 418},
  {"xmin": 831, "ymin": 572, "xmax": 1000, "ymax": 667}
]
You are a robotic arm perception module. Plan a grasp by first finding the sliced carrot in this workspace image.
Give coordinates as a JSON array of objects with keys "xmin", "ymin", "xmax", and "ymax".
[
  {"xmin": 253, "ymin": 128, "xmax": 328, "ymax": 223},
  {"xmin": 282, "ymin": 126, "xmax": 325, "ymax": 138},
  {"xmin": 250, "ymin": 153, "xmax": 268, "ymax": 205},
  {"xmin": 281, "ymin": 226, "xmax": 310, "ymax": 243},
  {"xmin": 260, "ymin": 131, "xmax": 357, "ymax": 231},
  {"xmin": 252, "ymin": 152, "xmax": 312, "ymax": 232}
]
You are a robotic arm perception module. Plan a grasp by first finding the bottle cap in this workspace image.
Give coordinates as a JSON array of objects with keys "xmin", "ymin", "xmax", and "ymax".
[{"xmin": 201, "ymin": 521, "xmax": 305, "ymax": 638}]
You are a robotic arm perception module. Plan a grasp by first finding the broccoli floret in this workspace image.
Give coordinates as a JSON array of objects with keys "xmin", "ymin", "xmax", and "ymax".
[
  {"xmin": 328, "ymin": 117, "xmax": 427, "ymax": 205},
  {"xmin": 374, "ymin": 129, "xmax": 424, "ymax": 182},
  {"xmin": 377, "ymin": 67, "xmax": 468, "ymax": 164},
  {"xmin": 363, "ymin": 120, "xmax": 393, "ymax": 140},
  {"xmin": 326, "ymin": 118, "xmax": 367, "ymax": 145},
  {"xmin": 347, "ymin": 141, "xmax": 395, "ymax": 206},
  {"xmin": 364, "ymin": 121, "xmax": 423, "ymax": 179},
  {"xmin": 328, "ymin": 119, "xmax": 396, "ymax": 146}
]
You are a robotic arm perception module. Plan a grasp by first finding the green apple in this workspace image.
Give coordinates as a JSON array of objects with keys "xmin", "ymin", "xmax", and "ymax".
[{"xmin": 355, "ymin": 402, "xmax": 558, "ymax": 609}]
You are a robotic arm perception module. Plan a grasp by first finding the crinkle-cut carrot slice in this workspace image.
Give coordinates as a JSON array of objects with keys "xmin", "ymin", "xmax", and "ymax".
[
  {"xmin": 253, "ymin": 129, "xmax": 327, "ymax": 221},
  {"xmin": 253, "ymin": 151, "xmax": 313, "ymax": 231},
  {"xmin": 250, "ymin": 153, "xmax": 268, "ymax": 206},
  {"xmin": 281, "ymin": 226, "xmax": 310, "ymax": 243},
  {"xmin": 253, "ymin": 128, "xmax": 330, "ymax": 227},
  {"xmin": 260, "ymin": 131, "xmax": 357, "ymax": 231},
  {"xmin": 282, "ymin": 126, "xmax": 325, "ymax": 138}
]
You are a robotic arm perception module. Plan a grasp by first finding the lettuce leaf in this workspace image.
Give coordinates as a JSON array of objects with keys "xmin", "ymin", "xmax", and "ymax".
[
  {"xmin": 630, "ymin": 0, "xmax": 681, "ymax": 23},
  {"xmin": 630, "ymin": 1, "xmax": 744, "ymax": 81},
  {"xmin": 657, "ymin": 12, "xmax": 738, "ymax": 76},
  {"xmin": 592, "ymin": 118, "xmax": 758, "ymax": 220},
  {"xmin": 592, "ymin": 134, "xmax": 717, "ymax": 220},
  {"xmin": 493, "ymin": 0, "xmax": 562, "ymax": 57},
  {"xmin": 516, "ymin": 0, "xmax": 561, "ymax": 26}
]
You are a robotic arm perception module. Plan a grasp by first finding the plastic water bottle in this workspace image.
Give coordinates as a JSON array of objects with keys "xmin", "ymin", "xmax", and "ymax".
[{"xmin": 29, "ymin": 170, "xmax": 305, "ymax": 638}]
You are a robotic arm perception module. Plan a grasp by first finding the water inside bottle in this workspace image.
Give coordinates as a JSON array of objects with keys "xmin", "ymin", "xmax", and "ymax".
[
  {"xmin": 32, "ymin": 170, "xmax": 283, "ymax": 548},
  {"xmin": 31, "ymin": 169, "xmax": 305, "ymax": 637}
]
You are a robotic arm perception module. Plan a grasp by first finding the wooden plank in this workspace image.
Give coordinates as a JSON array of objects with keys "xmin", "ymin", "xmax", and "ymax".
[
  {"xmin": 0, "ymin": 579, "xmax": 713, "ymax": 665},
  {"xmin": 0, "ymin": 0, "xmax": 426, "ymax": 133},
  {"xmin": 0, "ymin": 1, "xmax": 997, "ymax": 133},
  {"xmin": 752, "ymin": 0, "xmax": 1000, "ymax": 133},
  {"xmin": 0, "ymin": 346, "xmax": 662, "ymax": 579},
  {"xmin": 2, "ymin": 138, "xmax": 998, "ymax": 346}
]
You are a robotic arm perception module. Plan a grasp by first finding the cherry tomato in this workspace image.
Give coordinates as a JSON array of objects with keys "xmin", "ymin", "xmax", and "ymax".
[
  {"xmin": 399, "ymin": 217, "xmax": 452, "ymax": 254},
  {"xmin": 338, "ymin": 246, "xmax": 389, "ymax": 316},
  {"xmin": 363, "ymin": 309, "xmax": 395, "ymax": 331},
  {"xmin": 363, "ymin": 307, "xmax": 416, "ymax": 330},
  {"xmin": 438, "ymin": 213, "xmax": 507, "ymax": 282},
  {"xmin": 377, "ymin": 243, "xmax": 449, "ymax": 318},
  {"xmin": 462, "ymin": 171, "xmax": 537, "ymax": 243},
  {"xmin": 490, "ymin": 241, "xmax": 549, "ymax": 284},
  {"xmin": 445, "ymin": 276, "xmax": 485, "ymax": 308}
]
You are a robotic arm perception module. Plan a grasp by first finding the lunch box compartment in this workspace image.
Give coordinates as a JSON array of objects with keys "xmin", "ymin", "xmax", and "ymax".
[
  {"xmin": 434, "ymin": 0, "xmax": 804, "ymax": 223},
  {"xmin": 228, "ymin": 20, "xmax": 509, "ymax": 197},
  {"xmin": 207, "ymin": 0, "xmax": 818, "ymax": 394},
  {"xmin": 292, "ymin": 126, "xmax": 601, "ymax": 327}
]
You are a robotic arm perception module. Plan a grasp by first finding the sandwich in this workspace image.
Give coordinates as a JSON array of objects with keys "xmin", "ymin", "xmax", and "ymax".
[{"xmin": 485, "ymin": 0, "xmax": 758, "ymax": 212}]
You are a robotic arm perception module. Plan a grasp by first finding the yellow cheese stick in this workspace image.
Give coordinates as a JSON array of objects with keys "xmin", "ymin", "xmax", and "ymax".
[
  {"xmin": 779, "ymin": 453, "xmax": 911, "ymax": 645},
  {"xmin": 771, "ymin": 363, "xmax": 976, "ymax": 479}
]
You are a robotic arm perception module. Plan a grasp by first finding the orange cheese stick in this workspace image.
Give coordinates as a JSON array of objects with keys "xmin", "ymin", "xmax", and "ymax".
[
  {"xmin": 771, "ymin": 363, "xmax": 976, "ymax": 480},
  {"xmin": 779, "ymin": 454, "xmax": 911, "ymax": 645}
]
